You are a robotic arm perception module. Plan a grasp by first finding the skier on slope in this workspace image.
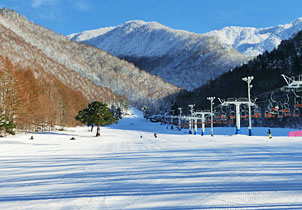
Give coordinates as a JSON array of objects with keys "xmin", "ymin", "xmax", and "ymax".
[
  {"xmin": 268, "ymin": 129, "xmax": 272, "ymax": 139},
  {"xmin": 154, "ymin": 132, "xmax": 157, "ymax": 138}
]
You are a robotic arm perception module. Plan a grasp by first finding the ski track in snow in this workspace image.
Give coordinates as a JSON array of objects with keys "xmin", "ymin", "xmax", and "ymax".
[{"xmin": 1, "ymin": 110, "xmax": 302, "ymax": 209}]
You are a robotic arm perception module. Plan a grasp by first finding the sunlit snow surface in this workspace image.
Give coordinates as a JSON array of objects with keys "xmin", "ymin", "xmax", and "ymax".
[{"xmin": 1, "ymin": 109, "xmax": 302, "ymax": 209}]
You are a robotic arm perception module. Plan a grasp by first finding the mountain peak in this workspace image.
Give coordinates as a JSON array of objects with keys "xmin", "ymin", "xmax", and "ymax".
[
  {"xmin": 207, "ymin": 17, "xmax": 302, "ymax": 56},
  {"xmin": 291, "ymin": 17, "xmax": 302, "ymax": 25},
  {"xmin": 68, "ymin": 19, "xmax": 247, "ymax": 91},
  {"xmin": 0, "ymin": 8, "xmax": 26, "ymax": 20},
  {"xmin": 120, "ymin": 20, "xmax": 172, "ymax": 33}
]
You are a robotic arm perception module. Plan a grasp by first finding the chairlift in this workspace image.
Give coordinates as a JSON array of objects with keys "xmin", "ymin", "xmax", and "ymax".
[
  {"xmin": 241, "ymin": 108, "xmax": 248, "ymax": 119},
  {"xmin": 282, "ymin": 95, "xmax": 291, "ymax": 117},
  {"xmin": 270, "ymin": 92, "xmax": 279, "ymax": 114},
  {"xmin": 206, "ymin": 116, "xmax": 211, "ymax": 125},
  {"xmin": 271, "ymin": 106, "xmax": 279, "ymax": 113},
  {"xmin": 284, "ymin": 111, "xmax": 291, "ymax": 117},
  {"xmin": 230, "ymin": 111, "xmax": 235, "ymax": 119},
  {"xmin": 294, "ymin": 95, "xmax": 302, "ymax": 108},
  {"xmin": 229, "ymin": 105, "xmax": 236, "ymax": 119},
  {"xmin": 252, "ymin": 106, "xmax": 261, "ymax": 118},
  {"xmin": 265, "ymin": 106, "xmax": 274, "ymax": 118},
  {"xmin": 293, "ymin": 108, "xmax": 300, "ymax": 117},
  {"xmin": 281, "ymin": 74, "xmax": 302, "ymax": 92},
  {"xmin": 277, "ymin": 110, "xmax": 284, "ymax": 118},
  {"xmin": 217, "ymin": 106, "xmax": 227, "ymax": 121},
  {"xmin": 214, "ymin": 111, "xmax": 219, "ymax": 119}
]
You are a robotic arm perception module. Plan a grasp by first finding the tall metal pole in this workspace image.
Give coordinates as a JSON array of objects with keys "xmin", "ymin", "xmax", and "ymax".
[
  {"xmin": 188, "ymin": 104, "xmax": 195, "ymax": 134},
  {"xmin": 178, "ymin": 107, "xmax": 182, "ymax": 131},
  {"xmin": 207, "ymin": 97, "xmax": 215, "ymax": 137},
  {"xmin": 235, "ymin": 103, "xmax": 241, "ymax": 134},
  {"xmin": 201, "ymin": 113, "xmax": 205, "ymax": 136},
  {"xmin": 242, "ymin": 76, "xmax": 254, "ymax": 136}
]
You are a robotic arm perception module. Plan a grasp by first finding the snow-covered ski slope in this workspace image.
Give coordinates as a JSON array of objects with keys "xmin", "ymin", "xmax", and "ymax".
[{"xmin": 1, "ymin": 109, "xmax": 302, "ymax": 209}]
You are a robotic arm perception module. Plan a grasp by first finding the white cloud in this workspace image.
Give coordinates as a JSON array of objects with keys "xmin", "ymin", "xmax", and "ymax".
[
  {"xmin": 74, "ymin": 1, "xmax": 90, "ymax": 11},
  {"xmin": 32, "ymin": 0, "xmax": 59, "ymax": 8},
  {"xmin": 37, "ymin": 9, "xmax": 59, "ymax": 20}
]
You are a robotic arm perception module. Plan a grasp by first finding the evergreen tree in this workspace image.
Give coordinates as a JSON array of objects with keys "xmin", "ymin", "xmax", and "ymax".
[
  {"xmin": 170, "ymin": 102, "xmax": 179, "ymax": 115},
  {"xmin": 110, "ymin": 104, "xmax": 122, "ymax": 120},
  {"xmin": 142, "ymin": 105, "xmax": 148, "ymax": 118},
  {"xmin": 75, "ymin": 101, "xmax": 117, "ymax": 136},
  {"xmin": 0, "ymin": 115, "xmax": 16, "ymax": 136},
  {"xmin": 115, "ymin": 107, "xmax": 122, "ymax": 120}
]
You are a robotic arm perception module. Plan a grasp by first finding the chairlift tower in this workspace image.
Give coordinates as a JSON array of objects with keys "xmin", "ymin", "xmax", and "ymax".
[
  {"xmin": 195, "ymin": 110, "xmax": 212, "ymax": 136},
  {"xmin": 281, "ymin": 74, "xmax": 302, "ymax": 92},
  {"xmin": 219, "ymin": 98, "xmax": 256, "ymax": 135},
  {"xmin": 178, "ymin": 108, "xmax": 183, "ymax": 131},
  {"xmin": 242, "ymin": 76, "xmax": 254, "ymax": 136},
  {"xmin": 207, "ymin": 97, "xmax": 215, "ymax": 137},
  {"xmin": 170, "ymin": 109, "xmax": 175, "ymax": 128},
  {"xmin": 188, "ymin": 104, "xmax": 196, "ymax": 134}
]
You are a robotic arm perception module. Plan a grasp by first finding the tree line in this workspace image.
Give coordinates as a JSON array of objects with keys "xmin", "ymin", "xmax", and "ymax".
[
  {"xmin": 0, "ymin": 55, "xmax": 129, "ymax": 136},
  {"xmin": 174, "ymin": 31, "xmax": 302, "ymax": 127}
]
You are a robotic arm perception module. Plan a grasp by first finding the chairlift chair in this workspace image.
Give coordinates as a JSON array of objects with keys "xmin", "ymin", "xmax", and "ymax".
[
  {"xmin": 277, "ymin": 110, "xmax": 284, "ymax": 118},
  {"xmin": 241, "ymin": 109, "xmax": 248, "ymax": 119},
  {"xmin": 293, "ymin": 108, "xmax": 300, "ymax": 117},
  {"xmin": 295, "ymin": 96, "xmax": 302, "ymax": 108},
  {"xmin": 265, "ymin": 106, "xmax": 274, "ymax": 118},
  {"xmin": 282, "ymin": 95, "xmax": 291, "ymax": 117},
  {"xmin": 271, "ymin": 106, "xmax": 279, "ymax": 113},
  {"xmin": 230, "ymin": 111, "xmax": 235, "ymax": 119},
  {"xmin": 214, "ymin": 111, "xmax": 219, "ymax": 119},
  {"xmin": 252, "ymin": 106, "xmax": 262, "ymax": 118},
  {"xmin": 270, "ymin": 93, "xmax": 279, "ymax": 114},
  {"xmin": 229, "ymin": 105, "xmax": 236, "ymax": 119},
  {"xmin": 281, "ymin": 104, "xmax": 291, "ymax": 117}
]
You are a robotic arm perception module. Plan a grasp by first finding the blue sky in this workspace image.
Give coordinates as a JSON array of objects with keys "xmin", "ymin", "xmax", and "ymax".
[{"xmin": 1, "ymin": 0, "xmax": 302, "ymax": 35}]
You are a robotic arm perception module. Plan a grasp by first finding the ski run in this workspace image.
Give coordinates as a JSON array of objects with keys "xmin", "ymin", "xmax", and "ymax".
[{"xmin": 1, "ymin": 109, "xmax": 302, "ymax": 210}]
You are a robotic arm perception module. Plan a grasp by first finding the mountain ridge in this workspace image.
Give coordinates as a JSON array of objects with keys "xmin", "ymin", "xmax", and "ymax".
[
  {"xmin": 0, "ymin": 8, "xmax": 180, "ymax": 113},
  {"xmin": 207, "ymin": 17, "xmax": 302, "ymax": 56},
  {"xmin": 69, "ymin": 20, "xmax": 249, "ymax": 91},
  {"xmin": 70, "ymin": 18, "xmax": 302, "ymax": 57}
]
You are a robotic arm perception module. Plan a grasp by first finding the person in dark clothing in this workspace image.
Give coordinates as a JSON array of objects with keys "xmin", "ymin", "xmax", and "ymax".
[
  {"xmin": 268, "ymin": 129, "xmax": 272, "ymax": 139},
  {"xmin": 154, "ymin": 133, "xmax": 157, "ymax": 138}
]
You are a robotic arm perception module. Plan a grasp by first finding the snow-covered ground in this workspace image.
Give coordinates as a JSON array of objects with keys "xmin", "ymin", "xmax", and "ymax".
[{"xmin": 1, "ymin": 109, "xmax": 302, "ymax": 209}]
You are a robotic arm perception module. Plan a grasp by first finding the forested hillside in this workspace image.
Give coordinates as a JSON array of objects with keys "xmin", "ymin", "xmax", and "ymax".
[
  {"xmin": 0, "ymin": 55, "xmax": 88, "ymax": 130},
  {"xmin": 175, "ymin": 31, "xmax": 302, "ymax": 127},
  {"xmin": 0, "ymin": 8, "xmax": 179, "ymax": 112}
]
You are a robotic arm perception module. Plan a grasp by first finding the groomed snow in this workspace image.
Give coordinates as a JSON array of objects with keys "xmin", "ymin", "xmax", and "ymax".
[{"xmin": 1, "ymin": 109, "xmax": 302, "ymax": 209}]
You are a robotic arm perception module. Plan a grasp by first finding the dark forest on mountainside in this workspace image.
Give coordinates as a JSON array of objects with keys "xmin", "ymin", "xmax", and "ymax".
[{"xmin": 173, "ymin": 31, "xmax": 302, "ymax": 128}]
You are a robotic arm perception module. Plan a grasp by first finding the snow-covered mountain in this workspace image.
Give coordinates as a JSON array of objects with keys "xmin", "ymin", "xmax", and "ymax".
[
  {"xmin": 207, "ymin": 18, "xmax": 302, "ymax": 56},
  {"xmin": 0, "ymin": 9, "xmax": 180, "ymax": 112},
  {"xmin": 69, "ymin": 18, "xmax": 302, "ymax": 90},
  {"xmin": 69, "ymin": 20, "xmax": 249, "ymax": 91}
]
